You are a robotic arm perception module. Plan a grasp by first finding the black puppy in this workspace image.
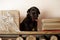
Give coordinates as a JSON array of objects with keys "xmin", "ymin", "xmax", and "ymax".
[{"xmin": 20, "ymin": 6, "xmax": 40, "ymax": 31}]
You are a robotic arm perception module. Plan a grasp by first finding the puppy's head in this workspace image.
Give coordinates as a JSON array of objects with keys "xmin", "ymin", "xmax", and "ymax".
[{"xmin": 27, "ymin": 6, "xmax": 40, "ymax": 21}]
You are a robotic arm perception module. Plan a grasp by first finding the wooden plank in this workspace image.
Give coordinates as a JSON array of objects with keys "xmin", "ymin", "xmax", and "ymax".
[
  {"xmin": 19, "ymin": 31, "xmax": 60, "ymax": 35},
  {"xmin": 0, "ymin": 31, "xmax": 60, "ymax": 34},
  {"xmin": 0, "ymin": 35, "xmax": 19, "ymax": 37},
  {"xmin": 2, "ymin": 38, "xmax": 16, "ymax": 40}
]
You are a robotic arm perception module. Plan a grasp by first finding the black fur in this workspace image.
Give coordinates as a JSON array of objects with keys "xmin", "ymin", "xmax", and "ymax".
[{"xmin": 20, "ymin": 6, "xmax": 40, "ymax": 31}]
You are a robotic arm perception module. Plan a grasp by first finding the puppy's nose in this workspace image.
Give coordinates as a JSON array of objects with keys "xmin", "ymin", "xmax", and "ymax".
[
  {"xmin": 35, "ymin": 17, "xmax": 38, "ymax": 19},
  {"xmin": 34, "ymin": 15, "xmax": 38, "ymax": 19}
]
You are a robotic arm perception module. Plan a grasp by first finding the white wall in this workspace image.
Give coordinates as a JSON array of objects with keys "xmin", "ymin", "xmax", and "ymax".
[{"xmin": 0, "ymin": 0, "xmax": 60, "ymax": 31}]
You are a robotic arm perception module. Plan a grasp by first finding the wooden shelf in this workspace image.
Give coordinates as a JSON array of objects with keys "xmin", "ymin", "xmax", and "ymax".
[
  {"xmin": 0, "ymin": 31, "xmax": 60, "ymax": 35},
  {"xmin": 19, "ymin": 31, "xmax": 60, "ymax": 35}
]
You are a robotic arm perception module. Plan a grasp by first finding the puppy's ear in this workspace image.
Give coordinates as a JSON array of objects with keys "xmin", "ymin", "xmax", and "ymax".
[
  {"xmin": 27, "ymin": 8, "xmax": 31, "ymax": 14},
  {"xmin": 37, "ymin": 8, "xmax": 40, "ymax": 14},
  {"xmin": 27, "ymin": 8, "xmax": 31, "ymax": 17},
  {"xmin": 38, "ymin": 10, "xmax": 40, "ymax": 14}
]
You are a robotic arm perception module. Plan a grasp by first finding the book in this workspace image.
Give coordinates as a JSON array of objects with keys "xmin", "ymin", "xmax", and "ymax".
[
  {"xmin": 42, "ymin": 23, "xmax": 60, "ymax": 30},
  {"xmin": 42, "ymin": 19, "xmax": 60, "ymax": 23}
]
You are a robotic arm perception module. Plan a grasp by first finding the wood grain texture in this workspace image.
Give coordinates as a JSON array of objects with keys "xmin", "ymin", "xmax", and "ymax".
[
  {"xmin": 2, "ymin": 38, "xmax": 16, "ymax": 40},
  {"xmin": 0, "ymin": 31, "xmax": 60, "ymax": 34}
]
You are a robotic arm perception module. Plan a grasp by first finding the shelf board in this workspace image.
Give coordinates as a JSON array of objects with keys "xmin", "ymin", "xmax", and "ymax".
[
  {"xmin": 0, "ymin": 31, "xmax": 60, "ymax": 35},
  {"xmin": 19, "ymin": 31, "xmax": 60, "ymax": 35}
]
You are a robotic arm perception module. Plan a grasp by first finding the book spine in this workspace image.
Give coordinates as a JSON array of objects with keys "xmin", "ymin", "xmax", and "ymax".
[
  {"xmin": 42, "ymin": 19, "xmax": 60, "ymax": 23},
  {"xmin": 42, "ymin": 23, "xmax": 60, "ymax": 30}
]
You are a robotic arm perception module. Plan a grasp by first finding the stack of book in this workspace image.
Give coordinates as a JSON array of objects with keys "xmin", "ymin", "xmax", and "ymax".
[{"xmin": 42, "ymin": 19, "xmax": 60, "ymax": 31}]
